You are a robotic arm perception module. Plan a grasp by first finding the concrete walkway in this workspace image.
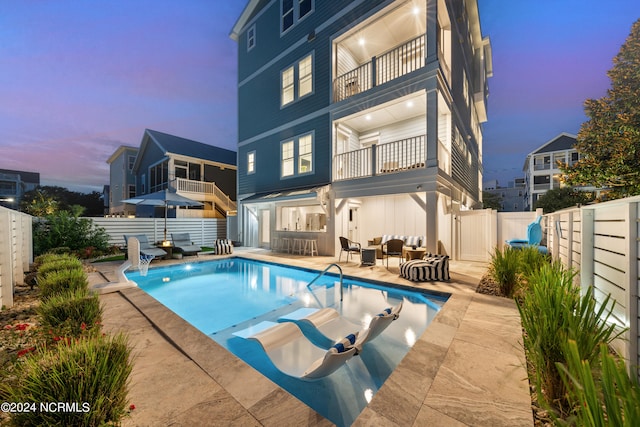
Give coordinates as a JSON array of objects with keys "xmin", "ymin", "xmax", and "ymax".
[{"xmin": 93, "ymin": 249, "xmax": 533, "ymax": 426}]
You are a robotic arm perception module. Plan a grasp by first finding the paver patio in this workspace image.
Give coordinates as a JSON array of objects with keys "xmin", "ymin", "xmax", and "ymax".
[{"xmin": 92, "ymin": 248, "xmax": 533, "ymax": 426}]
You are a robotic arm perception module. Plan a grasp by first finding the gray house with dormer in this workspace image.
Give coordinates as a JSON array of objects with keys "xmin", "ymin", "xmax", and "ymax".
[{"xmin": 231, "ymin": 0, "xmax": 492, "ymax": 257}]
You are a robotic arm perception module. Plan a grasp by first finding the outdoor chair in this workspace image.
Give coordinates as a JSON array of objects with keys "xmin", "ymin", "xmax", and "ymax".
[
  {"xmin": 338, "ymin": 236, "xmax": 361, "ymax": 262},
  {"xmin": 123, "ymin": 234, "xmax": 167, "ymax": 259},
  {"xmin": 278, "ymin": 302, "xmax": 403, "ymax": 351},
  {"xmin": 383, "ymin": 238, "xmax": 404, "ymax": 268},
  {"xmin": 400, "ymin": 254, "xmax": 450, "ymax": 282},
  {"xmin": 234, "ymin": 321, "xmax": 358, "ymax": 381},
  {"xmin": 505, "ymin": 216, "xmax": 548, "ymax": 254},
  {"xmin": 171, "ymin": 233, "xmax": 201, "ymax": 256},
  {"xmin": 214, "ymin": 239, "xmax": 234, "ymax": 255}
]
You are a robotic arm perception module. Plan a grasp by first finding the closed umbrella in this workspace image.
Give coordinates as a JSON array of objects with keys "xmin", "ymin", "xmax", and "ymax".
[{"xmin": 122, "ymin": 188, "xmax": 203, "ymax": 242}]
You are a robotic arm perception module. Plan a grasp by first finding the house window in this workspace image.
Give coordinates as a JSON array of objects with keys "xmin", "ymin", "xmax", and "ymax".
[
  {"xmin": 127, "ymin": 155, "xmax": 135, "ymax": 171},
  {"xmin": 282, "ymin": 141, "xmax": 295, "ymax": 177},
  {"xmin": 281, "ymin": 54, "xmax": 313, "ymax": 107},
  {"xmin": 247, "ymin": 151, "xmax": 256, "ymax": 174},
  {"xmin": 298, "ymin": 134, "xmax": 312, "ymax": 173},
  {"xmin": 281, "ymin": 132, "xmax": 313, "ymax": 178},
  {"xmin": 281, "ymin": 0, "xmax": 313, "ymax": 34},
  {"xmin": 282, "ymin": 66, "xmax": 295, "ymax": 106},
  {"xmin": 247, "ymin": 25, "xmax": 256, "ymax": 51},
  {"xmin": 298, "ymin": 55, "xmax": 312, "ymax": 97},
  {"xmin": 128, "ymin": 185, "xmax": 136, "ymax": 198}
]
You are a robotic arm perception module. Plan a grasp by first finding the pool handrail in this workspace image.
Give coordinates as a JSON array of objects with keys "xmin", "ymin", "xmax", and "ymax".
[{"xmin": 307, "ymin": 263, "xmax": 344, "ymax": 301}]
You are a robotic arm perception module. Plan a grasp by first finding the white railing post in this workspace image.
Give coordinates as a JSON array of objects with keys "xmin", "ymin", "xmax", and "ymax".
[
  {"xmin": 625, "ymin": 202, "xmax": 638, "ymax": 376},
  {"xmin": 580, "ymin": 208, "xmax": 594, "ymax": 297}
]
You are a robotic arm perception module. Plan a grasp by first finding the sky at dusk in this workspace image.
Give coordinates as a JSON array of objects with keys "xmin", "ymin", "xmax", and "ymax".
[{"xmin": 1, "ymin": 1, "xmax": 639, "ymax": 193}]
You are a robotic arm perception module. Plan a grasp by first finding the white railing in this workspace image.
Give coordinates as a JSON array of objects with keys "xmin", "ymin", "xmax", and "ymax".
[
  {"xmin": 333, "ymin": 35, "xmax": 425, "ymax": 102},
  {"xmin": 175, "ymin": 177, "xmax": 237, "ymax": 214},
  {"xmin": 333, "ymin": 135, "xmax": 425, "ymax": 181}
]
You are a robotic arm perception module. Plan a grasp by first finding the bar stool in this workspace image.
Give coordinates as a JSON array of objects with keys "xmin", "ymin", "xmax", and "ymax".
[
  {"xmin": 280, "ymin": 238, "xmax": 292, "ymax": 253},
  {"xmin": 270, "ymin": 237, "xmax": 279, "ymax": 252},
  {"xmin": 304, "ymin": 239, "xmax": 318, "ymax": 256},
  {"xmin": 292, "ymin": 238, "xmax": 305, "ymax": 255}
]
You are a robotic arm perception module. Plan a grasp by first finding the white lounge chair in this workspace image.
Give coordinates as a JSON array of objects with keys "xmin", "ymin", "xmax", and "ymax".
[
  {"xmin": 279, "ymin": 302, "xmax": 403, "ymax": 351},
  {"xmin": 171, "ymin": 233, "xmax": 201, "ymax": 256},
  {"xmin": 237, "ymin": 321, "xmax": 358, "ymax": 381}
]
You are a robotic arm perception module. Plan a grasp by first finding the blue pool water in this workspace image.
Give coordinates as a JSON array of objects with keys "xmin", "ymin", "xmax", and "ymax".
[{"xmin": 126, "ymin": 258, "xmax": 449, "ymax": 426}]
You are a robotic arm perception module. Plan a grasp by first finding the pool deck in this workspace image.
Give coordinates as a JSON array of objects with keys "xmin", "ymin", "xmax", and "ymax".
[{"xmin": 92, "ymin": 248, "xmax": 533, "ymax": 426}]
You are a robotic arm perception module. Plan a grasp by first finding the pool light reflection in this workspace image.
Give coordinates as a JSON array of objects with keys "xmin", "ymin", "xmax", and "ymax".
[{"xmin": 404, "ymin": 328, "xmax": 416, "ymax": 346}]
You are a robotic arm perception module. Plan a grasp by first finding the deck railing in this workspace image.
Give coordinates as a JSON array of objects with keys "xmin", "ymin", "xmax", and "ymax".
[
  {"xmin": 333, "ymin": 135, "xmax": 425, "ymax": 181},
  {"xmin": 175, "ymin": 177, "xmax": 236, "ymax": 213},
  {"xmin": 333, "ymin": 35, "xmax": 425, "ymax": 102}
]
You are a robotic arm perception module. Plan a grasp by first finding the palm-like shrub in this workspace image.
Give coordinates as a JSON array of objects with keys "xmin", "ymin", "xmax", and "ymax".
[
  {"xmin": 1, "ymin": 333, "xmax": 132, "ymax": 427},
  {"xmin": 489, "ymin": 246, "xmax": 521, "ymax": 297},
  {"xmin": 517, "ymin": 245, "xmax": 549, "ymax": 281},
  {"xmin": 558, "ymin": 340, "xmax": 640, "ymax": 426},
  {"xmin": 518, "ymin": 262, "xmax": 621, "ymax": 415}
]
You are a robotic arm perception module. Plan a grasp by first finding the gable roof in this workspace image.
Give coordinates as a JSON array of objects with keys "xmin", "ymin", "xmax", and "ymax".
[
  {"xmin": 230, "ymin": 0, "xmax": 269, "ymax": 40},
  {"xmin": 135, "ymin": 129, "xmax": 237, "ymax": 170},
  {"xmin": 106, "ymin": 145, "xmax": 138, "ymax": 164},
  {"xmin": 530, "ymin": 132, "xmax": 577, "ymax": 155}
]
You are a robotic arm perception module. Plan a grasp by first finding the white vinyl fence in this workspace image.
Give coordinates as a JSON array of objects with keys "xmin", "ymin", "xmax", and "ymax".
[
  {"xmin": 89, "ymin": 217, "xmax": 227, "ymax": 248},
  {"xmin": 0, "ymin": 206, "xmax": 33, "ymax": 308},
  {"xmin": 545, "ymin": 196, "xmax": 640, "ymax": 377}
]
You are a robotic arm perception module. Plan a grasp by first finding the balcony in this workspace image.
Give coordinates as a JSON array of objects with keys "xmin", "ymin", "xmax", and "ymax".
[
  {"xmin": 175, "ymin": 177, "xmax": 236, "ymax": 214},
  {"xmin": 333, "ymin": 135, "xmax": 425, "ymax": 181},
  {"xmin": 334, "ymin": 35, "xmax": 425, "ymax": 103}
]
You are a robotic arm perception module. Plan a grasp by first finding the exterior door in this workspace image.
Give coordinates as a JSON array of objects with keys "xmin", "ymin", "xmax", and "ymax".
[
  {"xmin": 259, "ymin": 209, "xmax": 270, "ymax": 248},
  {"xmin": 348, "ymin": 206, "xmax": 359, "ymax": 244}
]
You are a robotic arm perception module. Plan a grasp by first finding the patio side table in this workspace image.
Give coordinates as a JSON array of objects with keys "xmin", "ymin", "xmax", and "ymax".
[{"xmin": 361, "ymin": 248, "xmax": 376, "ymax": 266}]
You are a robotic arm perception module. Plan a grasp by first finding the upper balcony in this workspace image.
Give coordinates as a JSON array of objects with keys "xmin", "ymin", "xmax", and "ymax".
[{"xmin": 333, "ymin": 1, "xmax": 426, "ymax": 103}]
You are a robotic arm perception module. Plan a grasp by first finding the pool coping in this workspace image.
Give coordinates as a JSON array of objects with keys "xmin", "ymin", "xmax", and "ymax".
[{"xmin": 95, "ymin": 250, "xmax": 533, "ymax": 426}]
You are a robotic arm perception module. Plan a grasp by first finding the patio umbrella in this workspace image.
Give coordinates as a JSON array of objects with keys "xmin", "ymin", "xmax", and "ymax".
[{"xmin": 122, "ymin": 188, "xmax": 203, "ymax": 242}]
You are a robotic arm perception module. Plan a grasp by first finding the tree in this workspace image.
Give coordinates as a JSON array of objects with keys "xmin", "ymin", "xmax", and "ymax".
[
  {"xmin": 534, "ymin": 187, "xmax": 593, "ymax": 214},
  {"xmin": 482, "ymin": 191, "xmax": 503, "ymax": 210},
  {"xmin": 562, "ymin": 19, "xmax": 640, "ymax": 200},
  {"xmin": 21, "ymin": 186, "xmax": 104, "ymax": 216}
]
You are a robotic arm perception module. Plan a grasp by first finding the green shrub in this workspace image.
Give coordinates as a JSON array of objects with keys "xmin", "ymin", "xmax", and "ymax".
[
  {"xmin": 37, "ymin": 257, "xmax": 83, "ymax": 277},
  {"xmin": 33, "ymin": 210, "xmax": 110, "ymax": 257},
  {"xmin": 489, "ymin": 246, "xmax": 521, "ymax": 297},
  {"xmin": 557, "ymin": 340, "xmax": 640, "ymax": 426},
  {"xmin": 1, "ymin": 333, "xmax": 132, "ymax": 427},
  {"xmin": 518, "ymin": 262, "xmax": 621, "ymax": 416},
  {"xmin": 33, "ymin": 252, "xmax": 77, "ymax": 269},
  {"xmin": 38, "ymin": 268, "xmax": 89, "ymax": 301},
  {"xmin": 37, "ymin": 289, "xmax": 102, "ymax": 337},
  {"xmin": 517, "ymin": 245, "xmax": 550, "ymax": 281}
]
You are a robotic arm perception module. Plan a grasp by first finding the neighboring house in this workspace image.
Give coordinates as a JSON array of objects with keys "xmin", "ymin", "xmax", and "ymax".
[
  {"xmin": 106, "ymin": 145, "xmax": 139, "ymax": 216},
  {"xmin": 0, "ymin": 168, "xmax": 40, "ymax": 210},
  {"xmin": 484, "ymin": 178, "xmax": 526, "ymax": 212},
  {"xmin": 523, "ymin": 133, "xmax": 581, "ymax": 211},
  {"xmin": 129, "ymin": 129, "xmax": 237, "ymax": 219},
  {"xmin": 230, "ymin": 0, "xmax": 492, "ymax": 257}
]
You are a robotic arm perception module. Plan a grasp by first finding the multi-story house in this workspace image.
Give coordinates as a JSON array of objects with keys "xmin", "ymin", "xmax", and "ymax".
[
  {"xmin": 0, "ymin": 168, "xmax": 40, "ymax": 210},
  {"xmin": 107, "ymin": 129, "xmax": 237, "ymax": 219},
  {"xmin": 523, "ymin": 132, "xmax": 581, "ymax": 211},
  {"xmin": 231, "ymin": 0, "xmax": 492, "ymax": 256},
  {"xmin": 106, "ymin": 145, "xmax": 139, "ymax": 216}
]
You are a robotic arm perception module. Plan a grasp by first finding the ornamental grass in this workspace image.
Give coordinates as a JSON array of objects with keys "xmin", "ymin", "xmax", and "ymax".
[
  {"xmin": 0, "ymin": 332, "xmax": 132, "ymax": 427},
  {"xmin": 37, "ymin": 268, "xmax": 89, "ymax": 301},
  {"xmin": 37, "ymin": 289, "xmax": 102, "ymax": 338}
]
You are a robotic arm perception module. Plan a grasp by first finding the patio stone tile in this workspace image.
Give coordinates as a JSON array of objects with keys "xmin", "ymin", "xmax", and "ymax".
[
  {"xmin": 249, "ymin": 388, "xmax": 332, "ymax": 426},
  {"xmin": 414, "ymin": 405, "xmax": 468, "ymax": 426},
  {"xmin": 353, "ymin": 407, "xmax": 402, "ymax": 426},
  {"xmin": 425, "ymin": 339, "xmax": 532, "ymax": 427}
]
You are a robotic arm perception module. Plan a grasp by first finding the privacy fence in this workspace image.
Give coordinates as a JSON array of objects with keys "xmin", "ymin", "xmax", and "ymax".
[
  {"xmin": 90, "ymin": 217, "xmax": 227, "ymax": 248},
  {"xmin": 544, "ymin": 196, "xmax": 640, "ymax": 377},
  {"xmin": 0, "ymin": 206, "xmax": 32, "ymax": 308}
]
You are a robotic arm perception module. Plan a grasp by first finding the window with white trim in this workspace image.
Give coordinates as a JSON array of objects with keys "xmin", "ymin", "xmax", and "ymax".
[
  {"xmin": 281, "ymin": 0, "xmax": 313, "ymax": 34},
  {"xmin": 298, "ymin": 134, "xmax": 312, "ymax": 173},
  {"xmin": 281, "ymin": 53, "xmax": 313, "ymax": 107},
  {"xmin": 281, "ymin": 132, "xmax": 313, "ymax": 178},
  {"xmin": 282, "ymin": 141, "xmax": 294, "ymax": 177},
  {"xmin": 247, "ymin": 25, "xmax": 256, "ymax": 51},
  {"xmin": 247, "ymin": 151, "xmax": 256, "ymax": 174}
]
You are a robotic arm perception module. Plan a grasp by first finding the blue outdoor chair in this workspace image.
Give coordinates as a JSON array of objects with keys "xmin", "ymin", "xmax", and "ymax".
[{"xmin": 505, "ymin": 216, "xmax": 548, "ymax": 254}]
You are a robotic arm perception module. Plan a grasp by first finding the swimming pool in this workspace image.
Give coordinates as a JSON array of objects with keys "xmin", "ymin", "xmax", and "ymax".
[{"xmin": 126, "ymin": 257, "xmax": 449, "ymax": 426}]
